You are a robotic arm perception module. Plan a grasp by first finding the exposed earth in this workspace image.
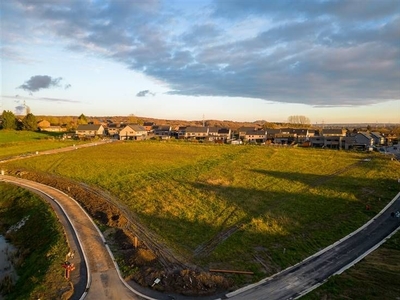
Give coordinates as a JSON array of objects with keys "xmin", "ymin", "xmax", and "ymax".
[{"xmin": 10, "ymin": 169, "xmax": 232, "ymax": 297}]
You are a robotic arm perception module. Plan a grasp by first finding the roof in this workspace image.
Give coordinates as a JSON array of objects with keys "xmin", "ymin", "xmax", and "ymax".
[
  {"xmin": 357, "ymin": 132, "xmax": 373, "ymax": 139},
  {"xmin": 245, "ymin": 129, "xmax": 266, "ymax": 135},
  {"xmin": 124, "ymin": 124, "xmax": 147, "ymax": 132},
  {"xmin": 77, "ymin": 124, "xmax": 103, "ymax": 130},
  {"xmin": 107, "ymin": 123, "xmax": 121, "ymax": 128},
  {"xmin": 185, "ymin": 126, "xmax": 208, "ymax": 133},
  {"xmin": 238, "ymin": 126, "xmax": 257, "ymax": 132},
  {"xmin": 266, "ymin": 129, "xmax": 281, "ymax": 134},
  {"xmin": 280, "ymin": 128, "xmax": 309, "ymax": 135},
  {"xmin": 208, "ymin": 127, "xmax": 219, "ymax": 133},
  {"xmin": 321, "ymin": 128, "xmax": 345, "ymax": 135},
  {"xmin": 153, "ymin": 125, "xmax": 171, "ymax": 131},
  {"xmin": 218, "ymin": 128, "xmax": 230, "ymax": 134},
  {"xmin": 370, "ymin": 132, "xmax": 384, "ymax": 139},
  {"xmin": 292, "ymin": 128, "xmax": 309, "ymax": 135}
]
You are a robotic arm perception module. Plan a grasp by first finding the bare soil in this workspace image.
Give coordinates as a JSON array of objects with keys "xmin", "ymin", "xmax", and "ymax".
[{"xmin": 11, "ymin": 170, "xmax": 232, "ymax": 296}]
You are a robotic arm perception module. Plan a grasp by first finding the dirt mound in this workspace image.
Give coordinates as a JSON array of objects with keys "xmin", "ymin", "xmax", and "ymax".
[{"xmin": 11, "ymin": 170, "xmax": 232, "ymax": 296}]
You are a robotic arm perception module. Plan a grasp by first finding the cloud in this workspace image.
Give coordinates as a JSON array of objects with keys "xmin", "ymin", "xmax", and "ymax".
[
  {"xmin": 18, "ymin": 75, "xmax": 63, "ymax": 92},
  {"xmin": 4, "ymin": 0, "xmax": 400, "ymax": 106},
  {"xmin": 39, "ymin": 97, "xmax": 79, "ymax": 103},
  {"xmin": 64, "ymin": 84, "xmax": 72, "ymax": 89},
  {"xmin": 2, "ymin": 94, "xmax": 80, "ymax": 104},
  {"xmin": 136, "ymin": 90, "xmax": 155, "ymax": 97},
  {"xmin": 0, "ymin": 46, "xmax": 38, "ymax": 64},
  {"xmin": 15, "ymin": 105, "xmax": 25, "ymax": 115}
]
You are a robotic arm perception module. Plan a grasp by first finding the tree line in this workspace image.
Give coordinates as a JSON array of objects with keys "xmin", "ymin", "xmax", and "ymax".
[
  {"xmin": 0, "ymin": 111, "xmax": 94, "ymax": 131},
  {"xmin": 1, "ymin": 110, "xmax": 38, "ymax": 131}
]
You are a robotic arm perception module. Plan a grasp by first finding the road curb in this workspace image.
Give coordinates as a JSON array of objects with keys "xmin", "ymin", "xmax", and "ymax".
[
  {"xmin": 0, "ymin": 178, "xmax": 92, "ymax": 300},
  {"xmin": 226, "ymin": 191, "xmax": 400, "ymax": 298}
]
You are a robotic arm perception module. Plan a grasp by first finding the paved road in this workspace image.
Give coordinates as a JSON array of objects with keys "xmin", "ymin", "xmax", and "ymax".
[
  {"xmin": 2, "ymin": 144, "xmax": 399, "ymax": 300},
  {"xmin": 0, "ymin": 140, "xmax": 114, "ymax": 164},
  {"xmin": 226, "ymin": 192, "xmax": 400, "ymax": 300},
  {"xmin": 0, "ymin": 175, "xmax": 148, "ymax": 300}
]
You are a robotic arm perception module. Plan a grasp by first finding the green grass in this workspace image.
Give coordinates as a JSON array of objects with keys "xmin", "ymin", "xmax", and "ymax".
[
  {"xmin": 3, "ymin": 142, "xmax": 400, "ymax": 281},
  {"xmin": 0, "ymin": 182, "xmax": 70, "ymax": 300},
  {"xmin": 0, "ymin": 130, "xmax": 83, "ymax": 160}
]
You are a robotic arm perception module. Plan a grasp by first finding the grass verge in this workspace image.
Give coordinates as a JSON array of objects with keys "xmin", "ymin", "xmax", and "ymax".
[
  {"xmin": 0, "ymin": 130, "xmax": 83, "ymax": 160},
  {"xmin": 3, "ymin": 141, "xmax": 400, "ymax": 286},
  {"xmin": 0, "ymin": 182, "xmax": 70, "ymax": 300}
]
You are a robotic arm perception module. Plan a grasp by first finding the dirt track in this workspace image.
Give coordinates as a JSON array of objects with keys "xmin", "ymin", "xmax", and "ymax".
[{"xmin": 4, "ymin": 170, "xmax": 231, "ymax": 298}]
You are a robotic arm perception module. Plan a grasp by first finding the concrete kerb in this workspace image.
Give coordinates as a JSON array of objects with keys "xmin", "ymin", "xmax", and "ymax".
[
  {"xmin": 334, "ymin": 224, "xmax": 400, "ymax": 276},
  {"xmin": 36, "ymin": 178, "xmax": 158, "ymax": 300},
  {"xmin": 295, "ymin": 223, "xmax": 400, "ymax": 300},
  {"xmin": 0, "ymin": 178, "xmax": 91, "ymax": 300},
  {"xmin": 226, "ymin": 191, "xmax": 400, "ymax": 298},
  {"xmin": 76, "ymin": 200, "xmax": 158, "ymax": 300}
]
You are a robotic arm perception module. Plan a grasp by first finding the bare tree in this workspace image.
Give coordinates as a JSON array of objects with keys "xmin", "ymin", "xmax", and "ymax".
[{"xmin": 287, "ymin": 115, "xmax": 311, "ymax": 127}]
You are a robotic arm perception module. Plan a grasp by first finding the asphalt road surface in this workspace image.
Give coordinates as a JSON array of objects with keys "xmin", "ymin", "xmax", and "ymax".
[
  {"xmin": 226, "ymin": 192, "xmax": 400, "ymax": 300},
  {"xmin": 1, "ymin": 171, "xmax": 399, "ymax": 300},
  {"xmin": 0, "ymin": 175, "xmax": 148, "ymax": 300}
]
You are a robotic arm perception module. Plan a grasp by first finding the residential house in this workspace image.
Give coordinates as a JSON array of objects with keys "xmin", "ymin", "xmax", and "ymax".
[
  {"xmin": 217, "ymin": 128, "xmax": 232, "ymax": 142},
  {"xmin": 143, "ymin": 122, "xmax": 155, "ymax": 132},
  {"xmin": 321, "ymin": 128, "xmax": 347, "ymax": 137},
  {"xmin": 237, "ymin": 126, "xmax": 259, "ymax": 140},
  {"xmin": 323, "ymin": 136, "xmax": 343, "ymax": 148},
  {"xmin": 274, "ymin": 133, "xmax": 297, "ymax": 145},
  {"xmin": 355, "ymin": 132, "xmax": 374, "ymax": 149},
  {"xmin": 119, "ymin": 125, "xmax": 147, "ymax": 140},
  {"xmin": 106, "ymin": 123, "xmax": 123, "ymax": 137},
  {"xmin": 265, "ymin": 129, "xmax": 281, "ymax": 143},
  {"xmin": 292, "ymin": 128, "xmax": 314, "ymax": 143},
  {"xmin": 244, "ymin": 129, "xmax": 266, "ymax": 143},
  {"xmin": 183, "ymin": 127, "xmax": 209, "ymax": 140},
  {"xmin": 370, "ymin": 132, "xmax": 385, "ymax": 146},
  {"xmin": 176, "ymin": 126, "xmax": 187, "ymax": 139},
  {"xmin": 37, "ymin": 120, "xmax": 50, "ymax": 130},
  {"xmin": 208, "ymin": 127, "xmax": 232, "ymax": 142},
  {"xmin": 208, "ymin": 127, "xmax": 219, "ymax": 138},
  {"xmin": 385, "ymin": 132, "xmax": 398, "ymax": 145},
  {"xmin": 41, "ymin": 125, "xmax": 66, "ymax": 132},
  {"xmin": 153, "ymin": 125, "xmax": 172, "ymax": 139},
  {"xmin": 319, "ymin": 128, "xmax": 347, "ymax": 148},
  {"xmin": 76, "ymin": 124, "xmax": 105, "ymax": 137},
  {"xmin": 309, "ymin": 136, "xmax": 325, "ymax": 147},
  {"xmin": 342, "ymin": 136, "xmax": 357, "ymax": 150}
]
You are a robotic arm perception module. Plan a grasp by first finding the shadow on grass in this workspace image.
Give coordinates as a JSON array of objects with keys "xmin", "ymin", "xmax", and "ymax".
[
  {"xmin": 135, "ymin": 176, "xmax": 389, "ymax": 275},
  {"xmin": 250, "ymin": 168, "xmax": 400, "ymax": 198}
]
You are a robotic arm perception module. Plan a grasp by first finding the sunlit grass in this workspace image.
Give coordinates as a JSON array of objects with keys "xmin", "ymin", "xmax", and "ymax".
[
  {"xmin": 0, "ymin": 130, "xmax": 82, "ymax": 159},
  {"xmin": 3, "ymin": 141, "xmax": 400, "ymax": 277}
]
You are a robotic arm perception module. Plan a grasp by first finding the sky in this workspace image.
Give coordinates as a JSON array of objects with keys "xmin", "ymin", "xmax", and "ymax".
[{"xmin": 1, "ymin": 0, "xmax": 399, "ymax": 124}]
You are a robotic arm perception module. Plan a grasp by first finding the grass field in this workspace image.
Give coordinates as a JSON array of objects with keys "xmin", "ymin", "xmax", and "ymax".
[
  {"xmin": 0, "ymin": 183, "xmax": 70, "ymax": 300},
  {"xmin": 3, "ymin": 141, "xmax": 400, "ymax": 281},
  {"xmin": 0, "ymin": 130, "xmax": 83, "ymax": 160}
]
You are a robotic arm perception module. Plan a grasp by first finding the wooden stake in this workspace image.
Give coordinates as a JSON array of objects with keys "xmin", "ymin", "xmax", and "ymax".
[{"xmin": 209, "ymin": 269, "xmax": 254, "ymax": 275}]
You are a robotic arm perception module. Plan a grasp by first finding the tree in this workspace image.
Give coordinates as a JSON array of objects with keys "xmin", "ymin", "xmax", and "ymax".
[
  {"xmin": 22, "ymin": 113, "xmax": 37, "ymax": 131},
  {"xmin": 263, "ymin": 122, "xmax": 278, "ymax": 129},
  {"xmin": 1, "ymin": 110, "xmax": 17, "ymax": 130},
  {"xmin": 287, "ymin": 115, "xmax": 311, "ymax": 127},
  {"xmin": 77, "ymin": 113, "xmax": 88, "ymax": 125}
]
